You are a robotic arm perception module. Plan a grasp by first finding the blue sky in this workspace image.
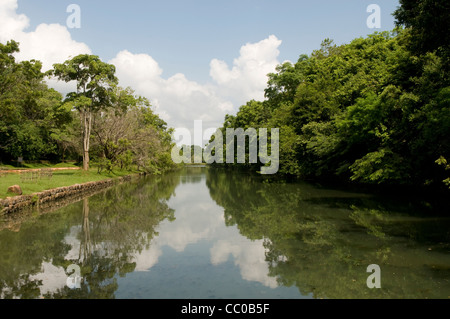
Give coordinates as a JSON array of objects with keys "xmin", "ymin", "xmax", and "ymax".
[
  {"xmin": 16, "ymin": 0, "xmax": 399, "ymax": 83},
  {"xmin": 2, "ymin": 0, "xmax": 400, "ymax": 144}
]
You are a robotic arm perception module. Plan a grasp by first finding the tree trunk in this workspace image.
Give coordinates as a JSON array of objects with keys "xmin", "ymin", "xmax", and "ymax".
[
  {"xmin": 79, "ymin": 197, "xmax": 91, "ymax": 264},
  {"xmin": 82, "ymin": 108, "xmax": 92, "ymax": 171}
]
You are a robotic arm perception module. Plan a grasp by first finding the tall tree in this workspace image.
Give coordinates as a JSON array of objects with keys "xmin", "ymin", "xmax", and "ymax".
[
  {"xmin": 1, "ymin": 40, "xmax": 69, "ymax": 162},
  {"xmin": 91, "ymin": 87, "xmax": 177, "ymax": 174},
  {"xmin": 394, "ymin": 0, "xmax": 450, "ymax": 52},
  {"xmin": 394, "ymin": 0, "xmax": 450, "ymax": 72},
  {"xmin": 49, "ymin": 55, "xmax": 118, "ymax": 170}
]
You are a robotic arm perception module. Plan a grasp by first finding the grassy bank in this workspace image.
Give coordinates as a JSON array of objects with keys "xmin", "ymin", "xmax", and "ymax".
[{"xmin": 0, "ymin": 166, "xmax": 139, "ymax": 199}]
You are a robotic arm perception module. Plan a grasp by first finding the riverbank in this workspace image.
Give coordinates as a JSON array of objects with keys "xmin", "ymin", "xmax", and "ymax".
[
  {"xmin": 0, "ymin": 165, "xmax": 141, "ymax": 198},
  {"xmin": 0, "ymin": 172, "xmax": 146, "ymax": 216}
]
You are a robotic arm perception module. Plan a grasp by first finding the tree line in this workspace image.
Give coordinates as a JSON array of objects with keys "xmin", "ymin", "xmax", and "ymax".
[
  {"xmin": 210, "ymin": 0, "xmax": 450, "ymax": 190},
  {"xmin": 0, "ymin": 41, "xmax": 177, "ymax": 174}
]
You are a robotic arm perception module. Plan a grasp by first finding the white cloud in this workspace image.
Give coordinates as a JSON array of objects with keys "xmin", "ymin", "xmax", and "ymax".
[
  {"xmin": 0, "ymin": 0, "xmax": 90, "ymax": 97},
  {"xmin": 110, "ymin": 36, "xmax": 281, "ymax": 144},
  {"xmin": 15, "ymin": 23, "xmax": 91, "ymax": 72},
  {"xmin": 0, "ymin": 1, "xmax": 91, "ymax": 72},
  {"xmin": 0, "ymin": 0, "xmax": 29, "ymax": 41},
  {"xmin": 210, "ymin": 35, "xmax": 282, "ymax": 104},
  {"xmin": 110, "ymin": 50, "xmax": 234, "ymax": 144},
  {"xmin": 1, "ymin": 1, "xmax": 282, "ymax": 144}
]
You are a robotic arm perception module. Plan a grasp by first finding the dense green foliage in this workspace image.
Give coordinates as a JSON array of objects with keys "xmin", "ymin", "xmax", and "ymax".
[
  {"xmin": 212, "ymin": 1, "xmax": 450, "ymax": 190},
  {"xmin": 394, "ymin": 0, "xmax": 450, "ymax": 71},
  {"xmin": 0, "ymin": 42, "xmax": 177, "ymax": 174},
  {"xmin": 0, "ymin": 40, "xmax": 71, "ymax": 161}
]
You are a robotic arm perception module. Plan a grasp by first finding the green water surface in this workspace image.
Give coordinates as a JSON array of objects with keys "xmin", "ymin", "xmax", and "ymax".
[{"xmin": 0, "ymin": 167, "xmax": 449, "ymax": 299}]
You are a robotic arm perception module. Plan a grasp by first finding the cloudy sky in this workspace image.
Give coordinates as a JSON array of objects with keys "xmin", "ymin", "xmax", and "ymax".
[{"xmin": 1, "ymin": 0, "xmax": 399, "ymax": 145}]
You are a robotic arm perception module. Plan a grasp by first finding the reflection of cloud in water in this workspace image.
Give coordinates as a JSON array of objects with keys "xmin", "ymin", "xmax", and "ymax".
[
  {"xmin": 133, "ymin": 244, "xmax": 162, "ymax": 272},
  {"xmin": 132, "ymin": 181, "xmax": 279, "ymax": 288},
  {"xmin": 210, "ymin": 239, "xmax": 278, "ymax": 288},
  {"xmin": 132, "ymin": 197, "xmax": 224, "ymax": 270},
  {"xmin": 64, "ymin": 225, "xmax": 82, "ymax": 260},
  {"xmin": 29, "ymin": 262, "xmax": 67, "ymax": 296},
  {"xmin": 55, "ymin": 177, "xmax": 279, "ymax": 289},
  {"xmin": 155, "ymin": 202, "xmax": 224, "ymax": 252}
]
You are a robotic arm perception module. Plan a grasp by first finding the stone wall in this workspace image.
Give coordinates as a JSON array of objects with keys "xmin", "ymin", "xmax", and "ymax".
[{"xmin": 0, "ymin": 174, "xmax": 141, "ymax": 216}]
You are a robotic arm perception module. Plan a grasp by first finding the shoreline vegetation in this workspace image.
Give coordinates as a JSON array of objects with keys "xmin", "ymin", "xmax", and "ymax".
[
  {"xmin": 0, "ymin": 42, "xmax": 179, "ymax": 188},
  {"xmin": 204, "ymin": 1, "xmax": 450, "ymax": 194},
  {"xmin": 0, "ymin": 164, "xmax": 190, "ymax": 217},
  {"xmin": 0, "ymin": 161, "xmax": 179, "ymax": 216},
  {"xmin": 206, "ymin": 28, "xmax": 450, "ymax": 193},
  {"xmin": 1, "ymin": 0, "xmax": 449, "ymax": 209},
  {"xmin": 2, "ymin": 163, "xmax": 448, "ymax": 217},
  {"xmin": 0, "ymin": 175, "xmax": 136, "ymax": 217},
  {"xmin": 0, "ymin": 161, "xmax": 183, "ymax": 217}
]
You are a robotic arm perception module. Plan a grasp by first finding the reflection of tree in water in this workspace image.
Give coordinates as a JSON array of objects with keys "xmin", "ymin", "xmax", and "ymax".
[
  {"xmin": 180, "ymin": 167, "xmax": 205, "ymax": 184},
  {"xmin": 0, "ymin": 174, "xmax": 180, "ymax": 299},
  {"xmin": 80, "ymin": 198, "xmax": 91, "ymax": 264},
  {"xmin": 206, "ymin": 169, "xmax": 450, "ymax": 299},
  {"xmin": 0, "ymin": 206, "xmax": 73, "ymax": 299},
  {"xmin": 47, "ymin": 174, "xmax": 180, "ymax": 299}
]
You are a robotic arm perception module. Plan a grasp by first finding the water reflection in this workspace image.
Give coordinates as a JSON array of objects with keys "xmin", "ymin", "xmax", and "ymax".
[
  {"xmin": 127, "ymin": 168, "xmax": 281, "ymax": 295},
  {"xmin": 0, "ymin": 168, "xmax": 449, "ymax": 299},
  {"xmin": 0, "ymin": 174, "xmax": 179, "ymax": 299},
  {"xmin": 206, "ymin": 169, "xmax": 450, "ymax": 299}
]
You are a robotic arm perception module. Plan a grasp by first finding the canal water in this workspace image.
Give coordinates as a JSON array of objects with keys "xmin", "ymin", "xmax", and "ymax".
[{"xmin": 0, "ymin": 167, "xmax": 449, "ymax": 299}]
